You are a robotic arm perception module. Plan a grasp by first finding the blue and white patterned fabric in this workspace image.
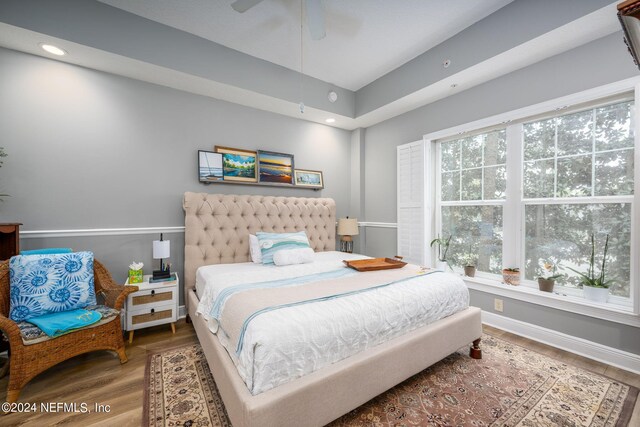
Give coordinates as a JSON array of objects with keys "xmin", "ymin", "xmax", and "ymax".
[
  {"xmin": 256, "ymin": 231, "xmax": 311, "ymax": 264},
  {"xmin": 9, "ymin": 251, "xmax": 97, "ymax": 322}
]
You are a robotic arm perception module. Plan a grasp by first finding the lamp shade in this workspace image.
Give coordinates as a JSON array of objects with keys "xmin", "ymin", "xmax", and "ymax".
[
  {"xmin": 153, "ymin": 240, "xmax": 170, "ymax": 259},
  {"xmin": 337, "ymin": 218, "xmax": 359, "ymax": 236}
]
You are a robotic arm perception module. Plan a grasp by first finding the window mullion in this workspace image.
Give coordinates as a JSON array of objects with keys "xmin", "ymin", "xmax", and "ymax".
[
  {"xmin": 458, "ymin": 140, "xmax": 462, "ymax": 202},
  {"xmin": 554, "ymin": 119, "xmax": 558, "ymax": 198},
  {"xmin": 504, "ymin": 123, "xmax": 523, "ymax": 270},
  {"xmin": 592, "ymin": 108, "xmax": 596, "ymax": 197}
]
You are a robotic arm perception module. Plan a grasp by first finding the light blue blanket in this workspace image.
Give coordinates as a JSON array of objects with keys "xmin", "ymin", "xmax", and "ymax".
[
  {"xmin": 210, "ymin": 268, "xmax": 356, "ymax": 320},
  {"xmin": 229, "ymin": 269, "xmax": 438, "ymax": 355},
  {"xmin": 28, "ymin": 309, "xmax": 102, "ymax": 337}
]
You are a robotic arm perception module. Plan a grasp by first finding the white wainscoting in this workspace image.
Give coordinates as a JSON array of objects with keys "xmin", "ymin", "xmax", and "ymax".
[
  {"xmin": 21, "ymin": 226, "xmax": 186, "ymax": 238},
  {"xmin": 482, "ymin": 311, "xmax": 640, "ymax": 375},
  {"xmin": 21, "ymin": 222, "xmax": 398, "ymax": 239}
]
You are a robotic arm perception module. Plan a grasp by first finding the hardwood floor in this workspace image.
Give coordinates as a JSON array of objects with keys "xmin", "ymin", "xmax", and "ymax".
[{"xmin": 0, "ymin": 322, "xmax": 638, "ymax": 426}]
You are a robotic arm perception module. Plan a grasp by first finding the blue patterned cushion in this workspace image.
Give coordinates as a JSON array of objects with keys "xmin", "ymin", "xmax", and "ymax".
[
  {"xmin": 17, "ymin": 305, "xmax": 119, "ymax": 345},
  {"xmin": 256, "ymin": 231, "xmax": 310, "ymax": 264},
  {"xmin": 9, "ymin": 252, "xmax": 97, "ymax": 322}
]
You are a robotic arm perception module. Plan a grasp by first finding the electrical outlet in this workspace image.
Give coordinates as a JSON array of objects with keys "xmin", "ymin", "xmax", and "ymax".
[{"xmin": 494, "ymin": 298, "xmax": 504, "ymax": 312}]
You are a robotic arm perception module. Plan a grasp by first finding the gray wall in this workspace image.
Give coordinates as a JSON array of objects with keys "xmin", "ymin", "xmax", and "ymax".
[
  {"xmin": 360, "ymin": 32, "xmax": 640, "ymax": 353},
  {"xmin": 0, "ymin": 47, "xmax": 352, "ymax": 304}
]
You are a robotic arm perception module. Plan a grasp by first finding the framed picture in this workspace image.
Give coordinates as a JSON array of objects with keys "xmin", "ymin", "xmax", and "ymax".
[
  {"xmin": 198, "ymin": 150, "xmax": 223, "ymax": 182},
  {"xmin": 257, "ymin": 150, "xmax": 294, "ymax": 185},
  {"xmin": 294, "ymin": 169, "xmax": 324, "ymax": 189},
  {"xmin": 215, "ymin": 146, "xmax": 258, "ymax": 182}
]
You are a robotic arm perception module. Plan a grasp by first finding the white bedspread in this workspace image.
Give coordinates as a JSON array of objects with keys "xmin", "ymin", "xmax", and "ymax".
[{"xmin": 195, "ymin": 251, "xmax": 469, "ymax": 395}]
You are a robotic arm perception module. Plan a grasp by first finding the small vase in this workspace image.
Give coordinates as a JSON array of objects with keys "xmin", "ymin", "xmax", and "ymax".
[
  {"xmin": 537, "ymin": 278, "xmax": 554, "ymax": 293},
  {"xmin": 437, "ymin": 260, "xmax": 448, "ymax": 271},
  {"xmin": 464, "ymin": 265, "xmax": 476, "ymax": 277},
  {"xmin": 583, "ymin": 286, "xmax": 609, "ymax": 303},
  {"xmin": 502, "ymin": 270, "xmax": 520, "ymax": 286}
]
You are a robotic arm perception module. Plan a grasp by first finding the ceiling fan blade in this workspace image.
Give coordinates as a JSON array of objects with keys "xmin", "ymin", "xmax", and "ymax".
[
  {"xmin": 231, "ymin": 0, "xmax": 264, "ymax": 13},
  {"xmin": 306, "ymin": 0, "xmax": 326, "ymax": 40}
]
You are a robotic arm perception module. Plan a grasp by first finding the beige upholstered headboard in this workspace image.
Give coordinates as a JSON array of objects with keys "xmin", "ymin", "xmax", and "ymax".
[{"xmin": 182, "ymin": 192, "xmax": 336, "ymax": 296}]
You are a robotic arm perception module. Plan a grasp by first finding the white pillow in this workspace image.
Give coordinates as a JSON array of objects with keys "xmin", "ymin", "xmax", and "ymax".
[
  {"xmin": 249, "ymin": 234, "xmax": 262, "ymax": 264},
  {"xmin": 273, "ymin": 248, "xmax": 315, "ymax": 266}
]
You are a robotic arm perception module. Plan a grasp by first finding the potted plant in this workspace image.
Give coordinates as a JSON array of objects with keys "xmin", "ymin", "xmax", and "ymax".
[
  {"xmin": 502, "ymin": 267, "xmax": 520, "ymax": 286},
  {"xmin": 538, "ymin": 261, "xmax": 561, "ymax": 292},
  {"xmin": 460, "ymin": 252, "xmax": 477, "ymax": 277},
  {"xmin": 567, "ymin": 234, "xmax": 612, "ymax": 303},
  {"xmin": 430, "ymin": 234, "xmax": 451, "ymax": 271}
]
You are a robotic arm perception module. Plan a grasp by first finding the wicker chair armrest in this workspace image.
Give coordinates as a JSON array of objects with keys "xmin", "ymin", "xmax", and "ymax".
[
  {"xmin": 93, "ymin": 260, "xmax": 138, "ymax": 310},
  {"xmin": 0, "ymin": 313, "xmax": 23, "ymax": 350},
  {"xmin": 99, "ymin": 285, "xmax": 138, "ymax": 311}
]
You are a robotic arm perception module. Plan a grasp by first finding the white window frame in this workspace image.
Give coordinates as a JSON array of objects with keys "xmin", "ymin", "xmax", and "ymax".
[
  {"xmin": 423, "ymin": 77, "xmax": 640, "ymax": 327},
  {"xmin": 435, "ymin": 131, "xmax": 508, "ymax": 280}
]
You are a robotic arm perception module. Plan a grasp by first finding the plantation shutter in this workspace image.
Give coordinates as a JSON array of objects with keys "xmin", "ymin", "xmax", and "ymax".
[{"xmin": 397, "ymin": 140, "xmax": 428, "ymax": 266}]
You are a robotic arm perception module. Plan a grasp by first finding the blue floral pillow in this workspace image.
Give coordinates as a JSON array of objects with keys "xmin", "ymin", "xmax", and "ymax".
[{"xmin": 9, "ymin": 251, "xmax": 97, "ymax": 322}]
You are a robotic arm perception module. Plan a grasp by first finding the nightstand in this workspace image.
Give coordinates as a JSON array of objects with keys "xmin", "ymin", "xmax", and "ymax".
[{"xmin": 124, "ymin": 273, "xmax": 178, "ymax": 343}]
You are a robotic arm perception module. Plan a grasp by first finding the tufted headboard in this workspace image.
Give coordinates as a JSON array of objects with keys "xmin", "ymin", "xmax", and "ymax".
[{"xmin": 182, "ymin": 192, "xmax": 336, "ymax": 299}]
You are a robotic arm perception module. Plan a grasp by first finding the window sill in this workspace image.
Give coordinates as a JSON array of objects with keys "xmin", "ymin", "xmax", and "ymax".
[{"xmin": 463, "ymin": 275, "xmax": 640, "ymax": 327}]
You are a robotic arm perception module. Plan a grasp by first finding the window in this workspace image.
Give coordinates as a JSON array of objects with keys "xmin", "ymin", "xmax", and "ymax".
[
  {"xmin": 433, "ymin": 94, "xmax": 636, "ymax": 308},
  {"xmin": 439, "ymin": 130, "xmax": 506, "ymax": 274},
  {"xmin": 523, "ymin": 101, "xmax": 634, "ymax": 299}
]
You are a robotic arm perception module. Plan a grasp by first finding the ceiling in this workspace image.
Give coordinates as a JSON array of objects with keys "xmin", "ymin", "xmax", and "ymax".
[
  {"xmin": 0, "ymin": 0, "xmax": 623, "ymax": 130},
  {"xmin": 98, "ymin": 0, "xmax": 513, "ymax": 91}
]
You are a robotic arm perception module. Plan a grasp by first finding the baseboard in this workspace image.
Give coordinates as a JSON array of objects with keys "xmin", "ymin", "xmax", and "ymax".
[{"xmin": 482, "ymin": 311, "xmax": 640, "ymax": 375}]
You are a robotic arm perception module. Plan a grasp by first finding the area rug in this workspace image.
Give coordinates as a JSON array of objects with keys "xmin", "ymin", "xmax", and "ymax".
[{"xmin": 143, "ymin": 335, "xmax": 638, "ymax": 426}]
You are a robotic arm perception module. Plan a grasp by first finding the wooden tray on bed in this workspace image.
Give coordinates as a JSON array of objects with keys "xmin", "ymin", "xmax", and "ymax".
[{"xmin": 343, "ymin": 256, "xmax": 407, "ymax": 271}]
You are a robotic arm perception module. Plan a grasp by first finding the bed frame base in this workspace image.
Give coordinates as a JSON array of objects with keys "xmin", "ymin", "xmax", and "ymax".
[{"xmin": 188, "ymin": 290, "xmax": 482, "ymax": 427}]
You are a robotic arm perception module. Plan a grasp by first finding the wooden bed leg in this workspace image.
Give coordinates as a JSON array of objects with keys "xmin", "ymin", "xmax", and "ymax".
[
  {"xmin": 185, "ymin": 314, "xmax": 192, "ymax": 324},
  {"xmin": 469, "ymin": 338, "xmax": 482, "ymax": 359}
]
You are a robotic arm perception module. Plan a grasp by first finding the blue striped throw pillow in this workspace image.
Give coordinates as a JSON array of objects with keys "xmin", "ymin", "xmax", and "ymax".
[{"xmin": 256, "ymin": 231, "xmax": 311, "ymax": 265}]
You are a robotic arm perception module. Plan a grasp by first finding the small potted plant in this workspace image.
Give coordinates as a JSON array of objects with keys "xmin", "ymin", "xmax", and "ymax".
[
  {"xmin": 460, "ymin": 253, "xmax": 477, "ymax": 277},
  {"xmin": 502, "ymin": 267, "xmax": 520, "ymax": 286},
  {"xmin": 567, "ymin": 234, "xmax": 612, "ymax": 303},
  {"xmin": 537, "ymin": 261, "xmax": 561, "ymax": 292},
  {"xmin": 430, "ymin": 234, "xmax": 451, "ymax": 271}
]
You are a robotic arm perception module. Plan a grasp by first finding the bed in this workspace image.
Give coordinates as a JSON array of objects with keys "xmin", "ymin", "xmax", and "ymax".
[{"xmin": 183, "ymin": 193, "xmax": 482, "ymax": 427}]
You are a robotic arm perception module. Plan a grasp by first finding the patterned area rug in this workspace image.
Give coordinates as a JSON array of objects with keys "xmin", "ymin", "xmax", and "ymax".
[{"xmin": 143, "ymin": 335, "xmax": 638, "ymax": 426}]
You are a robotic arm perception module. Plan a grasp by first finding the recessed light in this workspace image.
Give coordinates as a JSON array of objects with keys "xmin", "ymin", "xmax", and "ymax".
[
  {"xmin": 40, "ymin": 43, "xmax": 67, "ymax": 56},
  {"xmin": 325, "ymin": 118, "xmax": 335, "ymax": 123},
  {"xmin": 450, "ymin": 83, "xmax": 458, "ymax": 88}
]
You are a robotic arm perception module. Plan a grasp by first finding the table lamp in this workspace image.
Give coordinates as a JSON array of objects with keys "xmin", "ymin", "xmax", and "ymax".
[
  {"xmin": 152, "ymin": 233, "xmax": 171, "ymax": 280},
  {"xmin": 337, "ymin": 217, "xmax": 359, "ymax": 253}
]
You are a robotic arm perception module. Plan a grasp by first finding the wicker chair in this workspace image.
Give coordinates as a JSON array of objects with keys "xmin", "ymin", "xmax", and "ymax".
[{"xmin": 0, "ymin": 259, "xmax": 138, "ymax": 403}]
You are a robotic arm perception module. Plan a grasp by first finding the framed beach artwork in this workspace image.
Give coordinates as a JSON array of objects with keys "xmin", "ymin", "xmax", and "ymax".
[
  {"xmin": 294, "ymin": 169, "xmax": 324, "ymax": 189},
  {"xmin": 215, "ymin": 146, "xmax": 257, "ymax": 182},
  {"xmin": 257, "ymin": 150, "xmax": 295, "ymax": 185},
  {"xmin": 198, "ymin": 150, "xmax": 223, "ymax": 182}
]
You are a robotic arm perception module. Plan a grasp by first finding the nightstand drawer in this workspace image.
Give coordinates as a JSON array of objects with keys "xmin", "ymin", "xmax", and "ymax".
[
  {"xmin": 128, "ymin": 286, "xmax": 176, "ymax": 310},
  {"xmin": 127, "ymin": 304, "xmax": 177, "ymax": 330}
]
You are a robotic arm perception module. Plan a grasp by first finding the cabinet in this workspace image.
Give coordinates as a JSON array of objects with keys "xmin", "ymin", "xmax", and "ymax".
[
  {"xmin": 0, "ymin": 223, "xmax": 21, "ymax": 260},
  {"xmin": 124, "ymin": 273, "xmax": 178, "ymax": 343}
]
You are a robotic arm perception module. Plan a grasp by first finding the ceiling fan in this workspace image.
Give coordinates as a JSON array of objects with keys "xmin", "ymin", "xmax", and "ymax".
[{"xmin": 231, "ymin": 0, "xmax": 326, "ymax": 40}]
